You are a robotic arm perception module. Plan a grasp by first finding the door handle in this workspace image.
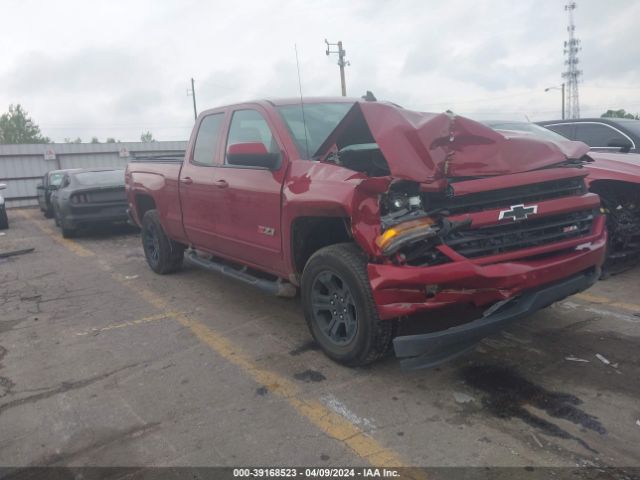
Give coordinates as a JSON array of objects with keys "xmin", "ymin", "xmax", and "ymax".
[
  {"xmin": 213, "ymin": 179, "xmax": 228, "ymax": 188},
  {"xmin": 181, "ymin": 177, "xmax": 193, "ymax": 185}
]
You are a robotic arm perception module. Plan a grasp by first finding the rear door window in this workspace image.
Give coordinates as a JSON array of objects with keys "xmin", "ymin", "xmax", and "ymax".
[
  {"xmin": 545, "ymin": 123, "xmax": 575, "ymax": 140},
  {"xmin": 574, "ymin": 123, "xmax": 629, "ymax": 148},
  {"xmin": 192, "ymin": 113, "xmax": 224, "ymax": 166}
]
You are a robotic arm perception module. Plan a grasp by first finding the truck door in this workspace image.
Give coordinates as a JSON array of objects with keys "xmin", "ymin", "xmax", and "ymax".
[
  {"xmin": 210, "ymin": 108, "xmax": 286, "ymax": 272},
  {"xmin": 179, "ymin": 111, "xmax": 226, "ymax": 249}
]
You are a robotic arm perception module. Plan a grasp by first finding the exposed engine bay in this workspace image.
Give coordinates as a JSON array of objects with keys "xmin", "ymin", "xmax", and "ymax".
[
  {"xmin": 327, "ymin": 140, "xmax": 598, "ymax": 268},
  {"xmin": 594, "ymin": 183, "xmax": 640, "ymax": 274},
  {"xmin": 326, "ymin": 143, "xmax": 391, "ymax": 177}
]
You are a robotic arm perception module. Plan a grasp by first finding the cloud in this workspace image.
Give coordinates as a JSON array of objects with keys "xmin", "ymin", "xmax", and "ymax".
[{"xmin": 0, "ymin": 0, "xmax": 638, "ymax": 141}]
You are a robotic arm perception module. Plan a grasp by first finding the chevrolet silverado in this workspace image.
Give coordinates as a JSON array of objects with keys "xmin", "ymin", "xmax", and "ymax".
[{"xmin": 125, "ymin": 98, "xmax": 607, "ymax": 369}]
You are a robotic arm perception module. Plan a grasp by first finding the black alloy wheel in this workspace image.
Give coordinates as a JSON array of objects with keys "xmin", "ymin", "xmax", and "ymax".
[{"xmin": 310, "ymin": 270, "xmax": 358, "ymax": 346}]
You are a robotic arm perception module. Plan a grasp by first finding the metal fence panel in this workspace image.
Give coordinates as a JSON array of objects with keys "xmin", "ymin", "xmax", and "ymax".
[{"xmin": 0, "ymin": 142, "xmax": 187, "ymax": 207}]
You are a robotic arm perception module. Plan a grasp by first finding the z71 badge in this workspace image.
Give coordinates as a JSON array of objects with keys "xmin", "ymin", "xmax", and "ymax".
[{"xmin": 258, "ymin": 226, "xmax": 275, "ymax": 236}]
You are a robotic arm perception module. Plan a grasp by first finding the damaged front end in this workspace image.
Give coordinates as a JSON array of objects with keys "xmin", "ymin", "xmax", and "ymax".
[{"xmin": 320, "ymin": 102, "xmax": 607, "ymax": 369}]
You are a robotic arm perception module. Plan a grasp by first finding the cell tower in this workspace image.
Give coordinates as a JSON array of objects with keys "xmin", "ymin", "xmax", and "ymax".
[{"xmin": 562, "ymin": 1, "xmax": 582, "ymax": 119}]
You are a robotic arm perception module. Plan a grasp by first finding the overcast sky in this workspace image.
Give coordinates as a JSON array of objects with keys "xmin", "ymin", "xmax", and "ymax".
[{"xmin": 2, "ymin": 0, "xmax": 639, "ymax": 142}]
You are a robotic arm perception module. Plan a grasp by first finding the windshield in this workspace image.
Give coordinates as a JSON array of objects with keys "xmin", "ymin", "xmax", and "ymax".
[
  {"xmin": 483, "ymin": 121, "xmax": 569, "ymax": 143},
  {"xmin": 277, "ymin": 102, "xmax": 354, "ymax": 159},
  {"xmin": 73, "ymin": 170, "xmax": 124, "ymax": 186},
  {"xmin": 49, "ymin": 172, "xmax": 66, "ymax": 186}
]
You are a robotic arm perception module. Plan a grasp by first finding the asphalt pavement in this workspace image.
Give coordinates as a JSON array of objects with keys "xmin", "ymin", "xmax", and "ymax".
[{"xmin": 1, "ymin": 209, "xmax": 639, "ymax": 473}]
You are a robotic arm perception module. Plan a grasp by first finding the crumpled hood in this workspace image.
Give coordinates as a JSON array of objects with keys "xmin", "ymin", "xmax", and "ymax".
[{"xmin": 315, "ymin": 102, "xmax": 591, "ymax": 182}]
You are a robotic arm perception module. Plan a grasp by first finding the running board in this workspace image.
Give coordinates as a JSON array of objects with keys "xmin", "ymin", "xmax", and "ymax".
[{"xmin": 185, "ymin": 250, "xmax": 297, "ymax": 298}]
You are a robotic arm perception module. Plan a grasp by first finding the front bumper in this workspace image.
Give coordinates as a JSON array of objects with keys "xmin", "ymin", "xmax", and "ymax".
[
  {"xmin": 368, "ymin": 215, "xmax": 607, "ymax": 319},
  {"xmin": 367, "ymin": 215, "xmax": 607, "ymax": 369},
  {"xmin": 393, "ymin": 267, "xmax": 600, "ymax": 369}
]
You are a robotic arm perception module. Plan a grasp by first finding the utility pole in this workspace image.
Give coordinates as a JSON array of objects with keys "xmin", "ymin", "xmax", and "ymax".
[
  {"xmin": 188, "ymin": 78, "xmax": 198, "ymax": 120},
  {"xmin": 562, "ymin": 2, "xmax": 582, "ymax": 119},
  {"xmin": 544, "ymin": 82, "xmax": 566, "ymax": 119},
  {"xmin": 325, "ymin": 39, "xmax": 349, "ymax": 96}
]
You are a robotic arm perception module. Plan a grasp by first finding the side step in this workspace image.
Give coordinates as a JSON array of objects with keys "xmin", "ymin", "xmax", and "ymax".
[{"xmin": 185, "ymin": 250, "xmax": 297, "ymax": 298}]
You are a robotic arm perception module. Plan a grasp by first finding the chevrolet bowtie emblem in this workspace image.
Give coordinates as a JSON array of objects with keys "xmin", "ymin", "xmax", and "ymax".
[{"xmin": 498, "ymin": 204, "xmax": 538, "ymax": 222}]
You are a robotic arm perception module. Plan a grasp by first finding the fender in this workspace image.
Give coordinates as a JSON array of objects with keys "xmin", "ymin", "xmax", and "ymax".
[
  {"xmin": 282, "ymin": 160, "xmax": 393, "ymax": 271},
  {"xmin": 585, "ymin": 151, "xmax": 640, "ymax": 187}
]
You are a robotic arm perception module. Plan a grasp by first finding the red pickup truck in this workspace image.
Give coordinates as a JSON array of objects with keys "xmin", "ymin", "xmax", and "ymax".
[{"xmin": 125, "ymin": 98, "xmax": 606, "ymax": 369}]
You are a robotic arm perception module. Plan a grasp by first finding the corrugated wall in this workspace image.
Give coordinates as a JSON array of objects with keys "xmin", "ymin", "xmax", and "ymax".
[{"xmin": 0, "ymin": 142, "xmax": 187, "ymax": 207}]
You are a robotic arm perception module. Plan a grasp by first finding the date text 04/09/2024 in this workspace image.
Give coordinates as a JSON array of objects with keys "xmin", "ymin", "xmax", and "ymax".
[{"xmin": 232, "ymin": 468, "xmax": 401, "ymax": 478}]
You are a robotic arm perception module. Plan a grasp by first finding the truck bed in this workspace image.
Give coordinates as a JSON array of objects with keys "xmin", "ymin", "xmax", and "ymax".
[{"xmin": 126, "ymin": 160, "xmax": 187, "ymax": 243}]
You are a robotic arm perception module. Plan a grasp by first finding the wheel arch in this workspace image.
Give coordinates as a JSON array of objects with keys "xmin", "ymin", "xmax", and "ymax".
[
  {"xmin": 135, "ymin": 193, "xmax": 157, "ymax": 224},
  {"xmin": 291, "ymin": 216, "xmax": 353, "ymax": 278}
]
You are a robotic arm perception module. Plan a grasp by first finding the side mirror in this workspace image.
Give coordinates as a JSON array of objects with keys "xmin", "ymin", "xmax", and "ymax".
[
  {"xmin": 36, "ymin": 184, "xmax": 44, "ymax": 190},
  {"xmin": 227, "ymin": 142, "xmax": 280, "ymax": 169},
  {"xmin": 607, "ymin": 138, "xmax": 632, "ymax": 153},
  {"xmin": 48, "ymin": 184, "xmax": 59, "ymax": 191}
]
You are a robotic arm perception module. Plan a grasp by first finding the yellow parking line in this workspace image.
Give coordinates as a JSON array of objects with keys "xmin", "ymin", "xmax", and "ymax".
[
  {"xmin": 575, "ymin": 292, "xmax": 640, "ymax": 314},
  {"xmin": 22, "ymin": 211, "xmax": 426, "ymax": 476},
  {"xmin": 16, "ymin": 209, "xmax": 95, "ymax": 258},
  {"xmin": 74, "ymin": 312, "xmax": 175, "ymax": 336},
  {"xmin": 113, "ymin": 272, "xmax": 423, "ymax": 473}
]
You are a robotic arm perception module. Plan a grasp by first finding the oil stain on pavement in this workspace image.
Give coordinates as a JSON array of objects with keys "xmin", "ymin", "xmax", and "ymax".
[
  {"xmin": 461, "ymin": 365, "xmax": 606, "ymax": 453},
  {"xmin": 293, "ymin": 370, "xmax": 326, "ymax": 383}
]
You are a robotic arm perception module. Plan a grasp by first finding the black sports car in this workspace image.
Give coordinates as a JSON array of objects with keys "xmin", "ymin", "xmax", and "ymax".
[
  {"xmin": 36, "ymin": 168, "xmax": 82, "ymax": 218},
  {"xmin": 51, "ymin": 169, "xmax": 129, "ymax": 238}
]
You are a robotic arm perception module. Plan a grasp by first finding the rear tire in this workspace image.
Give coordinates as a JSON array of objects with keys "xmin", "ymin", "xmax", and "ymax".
[
  {"xmin": 301, "ymin": 243, "xmax": 394, "ymax": 367},
  {"xmin": 0, "ymin": 206, "xmax": 8, "ymax": 230},
  {"xmin": 61, "ymin": 226, "xmax": 76, "ymax": 239},
  {"xmin": 141, "ymin": 209, "xmax": 184, "ymax": 274},
  {"xmin": 53, "ymin": 205, "xmax": 74, "ymax": 237},
  {"xmin": 44, "ymin": 207, "xmax": 54, "ymax": 219}
]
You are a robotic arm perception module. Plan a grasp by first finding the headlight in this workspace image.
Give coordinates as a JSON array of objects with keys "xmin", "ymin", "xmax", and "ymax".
[
  {"xmin": 385, "ymin": 191, "xmax": 422, "ymax": 213},
  {"xmin": 375, "ymin": 217, "xmax": 437, "ymax": 255}
]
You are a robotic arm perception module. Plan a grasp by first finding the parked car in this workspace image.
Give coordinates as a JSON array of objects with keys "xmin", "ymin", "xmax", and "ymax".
[
  {"xmin": 484, "ymin": 121, "xmax": 640, "ymax": 274},
  {"xmin": 126, "ymin": 98, "xmax": 606, "ymax": 370},
  {"xmin": 51, "ymin": 168, "xmax": 128, "ymax": 238},
  {"xmin": 36, "ymin": 169, "xmax": 82, "ymax": 218},
  {"xmin": 0, "ymin": 183, "xmax": 8, "ymax": 230},
  {"xmin": 537, "ymin": 118, "xmax": 640, "ymax": 154}
]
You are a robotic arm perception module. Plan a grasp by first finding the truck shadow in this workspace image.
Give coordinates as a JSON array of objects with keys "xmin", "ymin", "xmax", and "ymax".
[{"xmin": 70, "ymin": 224, "xmax": 140, "ymax": 239}]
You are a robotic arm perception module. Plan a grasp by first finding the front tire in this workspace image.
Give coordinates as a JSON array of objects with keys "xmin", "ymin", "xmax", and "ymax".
[
  {"xmin": 301, "ymin": 243, "xmax": 394, "ymax": 367},
  {"xmin": 141, "ymin": 210, "xmax": 184, "ymax": 274}
]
